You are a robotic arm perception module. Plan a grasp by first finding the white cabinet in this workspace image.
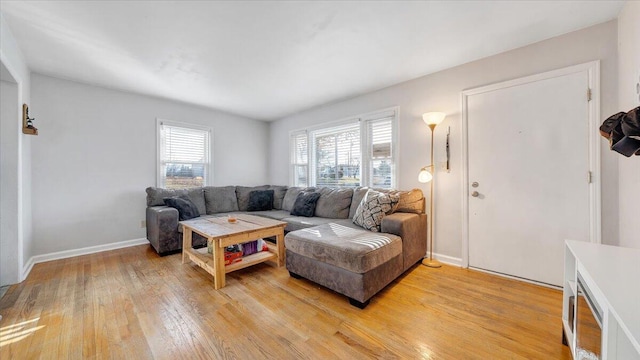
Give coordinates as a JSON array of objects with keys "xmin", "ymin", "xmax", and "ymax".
[{"xmin": 563, "ymin": 240, "xmax": 640, "ymax": 359}]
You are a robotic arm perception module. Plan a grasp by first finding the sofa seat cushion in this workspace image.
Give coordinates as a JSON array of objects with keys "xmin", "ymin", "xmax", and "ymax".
[
  {"xmin": 330, "ymin": 218, "xmax": 364, "ymax": 230},
  {"xmin": 246, "ymin": 210, "xmax": 290, "ymax": 220},
  {"xmin": 281, "ymin": 216, "xmax": 336, "ymax": 232},
  {"xmin": 285, "ymin": 223, "xmax": 402, "ymax": 273}
]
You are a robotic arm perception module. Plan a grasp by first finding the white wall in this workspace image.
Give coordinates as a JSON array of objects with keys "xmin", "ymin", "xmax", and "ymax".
[
  {"xmin": 269, "ymin": 21, "xmax": 620, "ymax": 261},
  {"xmin": 0, "ymin": 12, "xmax": 32, "ymax": 284},
  {"xmin": 30, "ymin": 74, "xmax": 269, "ymax": 256},
  {"xmin": 617, "ymin": 1, "xmax": 640, "ymax": 249}
]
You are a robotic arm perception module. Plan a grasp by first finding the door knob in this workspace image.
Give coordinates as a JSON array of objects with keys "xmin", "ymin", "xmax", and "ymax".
[{"xmin": 471, "ymin": 191, "xmax": 479, "ymax": 197}]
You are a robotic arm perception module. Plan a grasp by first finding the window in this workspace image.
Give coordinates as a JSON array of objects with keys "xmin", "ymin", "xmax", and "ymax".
[
  {"xmin": 290, "ymin": 131, "xmax": 308, "ymax": 187},
  {"xmin": 366, "ymin": 117, "xmax": 394, "ymax": 188},
  {"xmin": 289, "ymin": 108, "xmax": 397, "ymax": 189},
  {"xmin": 157, "ymin": 119, "xmax": 212, "ymax": 189},
  {"xmin": 313, "ymin": 122, "xmax": 361, "ymax": 187}
]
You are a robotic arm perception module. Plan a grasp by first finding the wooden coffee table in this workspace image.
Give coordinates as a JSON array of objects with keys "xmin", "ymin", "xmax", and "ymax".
[{"xmin": 180, "ymin": 214, "xmax": 286, "ymax": 289}]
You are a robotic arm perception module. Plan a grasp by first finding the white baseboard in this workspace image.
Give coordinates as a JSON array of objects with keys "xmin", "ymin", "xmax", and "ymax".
[
  {"xmin": 432, "ymin": 252, "xmax": 463, "ymax": 267},
  {"xmin": 469, "ymin": 266, "xmax": 561, "ymax": 290},
  {"xmin": 21, "ymin": 257, "xmax": 35, "ymax": 282},
  {"xmin": 21, "ymin": 238, "xmax": 149, "ymax": 280}
]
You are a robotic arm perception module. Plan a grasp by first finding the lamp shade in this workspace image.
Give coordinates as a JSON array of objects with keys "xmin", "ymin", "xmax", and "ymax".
[
  {"xmin": 422, "ymin": 112, "xmax": 446, "ymax": 126},
  {"xmin": 418, "ymin": 168, "xmax": 433, "ymax": 183}
]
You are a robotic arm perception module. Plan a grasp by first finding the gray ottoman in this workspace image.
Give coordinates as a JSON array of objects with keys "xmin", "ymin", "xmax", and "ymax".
[{"xmin": 285, "ymin": 223, "xmax": 404, "ymax": 308}]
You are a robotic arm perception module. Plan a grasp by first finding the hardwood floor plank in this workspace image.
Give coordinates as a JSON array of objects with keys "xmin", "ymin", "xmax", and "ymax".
[{"xmin": 0, "ymin": 244, "xmax": 572, "ymax": 359}]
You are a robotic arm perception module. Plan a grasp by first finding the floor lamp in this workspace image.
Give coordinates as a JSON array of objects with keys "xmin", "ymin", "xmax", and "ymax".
[{"xmin": 418, "ymin": 112, "xmax": 445, "ymax": 268}]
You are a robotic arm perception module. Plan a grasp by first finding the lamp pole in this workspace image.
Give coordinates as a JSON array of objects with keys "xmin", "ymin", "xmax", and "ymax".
[{"xmin": 422, "ymin": 123, "xmax": 442, "ymax": 268}]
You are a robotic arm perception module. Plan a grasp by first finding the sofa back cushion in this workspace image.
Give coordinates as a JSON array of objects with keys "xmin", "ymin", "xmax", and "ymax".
[
  {"xmin": 349, "ymin": 187, "xmax": 370, "ymax": 219},
  {"xmin": 236, "ymin": 185, "xmax": 270, "ymax": 211},
  {"xmin": 395, "ymin": 188, "xmax": 425, "ymax": 214},
  {"xmin": 146, "ymin": 187, "xmax": 206, "ymax": 215},
  {"xmin": 376, "ymin": 188, "xmax": 424, "ymax": 214},
  {"xmin": 204, "ymin": 186, "xmax": 239, "ymax": 214},
  {"xmin": 314, "ymin": 187, "xmax": 353, "ymax": 219},
  {"xmin": 282, "ymin": 187, "xmax": 316, "ymax": 211},
  {"xmin": 268, "ymin": 185, "xmax": 288, "ymax": 210}
]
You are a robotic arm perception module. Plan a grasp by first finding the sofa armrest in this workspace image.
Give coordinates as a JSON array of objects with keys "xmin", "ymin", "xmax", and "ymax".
[
  {"xmin": 381, "ymin": 212, "xmax": 427, "ymax": 271},
  {"xmin": 146, "ymin": 206, "xmax": 180, "ymax": 255}
]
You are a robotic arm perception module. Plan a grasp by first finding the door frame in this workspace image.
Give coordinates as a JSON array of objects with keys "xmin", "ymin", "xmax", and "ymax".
[
  {"xmin": 460, "ymin": 61, "xmax": 601, "ymax": 268},
  {"xmin": 0, "ymin": 52, "xmax": 26, "ymax": 284}
]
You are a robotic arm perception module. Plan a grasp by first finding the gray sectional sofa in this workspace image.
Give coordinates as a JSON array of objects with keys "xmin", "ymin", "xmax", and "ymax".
[{"xmin": 145, "ymin": 185, "xmax": 427, "ymax": 308}]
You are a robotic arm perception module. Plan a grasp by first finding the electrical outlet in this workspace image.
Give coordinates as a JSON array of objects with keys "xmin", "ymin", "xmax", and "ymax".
[{"xmin": 140, "ymin": 220, "xmax": 146, "ymax": 228}]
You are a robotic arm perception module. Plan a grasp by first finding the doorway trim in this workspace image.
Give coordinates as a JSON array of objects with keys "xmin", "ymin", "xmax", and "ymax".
[
  {"xmin": 0, "ymin": 52, "xmax": 26, "ymax": 283},
  {"xmin": 460, "ymin": 61, "xmax": 601, "ymax": 268}
]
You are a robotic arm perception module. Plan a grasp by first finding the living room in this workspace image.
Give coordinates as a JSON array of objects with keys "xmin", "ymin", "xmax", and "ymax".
[{"xmin": 1, "ymin": 1, "xmax": 639, "ymax": 358}]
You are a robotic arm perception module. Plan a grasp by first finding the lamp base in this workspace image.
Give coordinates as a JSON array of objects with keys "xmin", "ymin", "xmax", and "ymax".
[{"xmin": 422, "ymin": 258, "xmax": 442, "ymax": 268}]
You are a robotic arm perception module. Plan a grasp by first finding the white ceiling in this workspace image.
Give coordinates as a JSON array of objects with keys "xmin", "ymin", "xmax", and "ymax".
[{"xmin": 0, "ymin": 1, "xmax": 624, "ymax": 120}]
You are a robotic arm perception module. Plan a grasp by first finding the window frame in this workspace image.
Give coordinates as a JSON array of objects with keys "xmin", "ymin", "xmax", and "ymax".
[
  {"xmin": 289, "ymin": 129, "xmax": 309, "ymax": 187},
  {"xmin": 156, "ymin": 118, "xmax": 213, "ymax": 188},
  {"xmin": 362, "ymin": 111, "xmax": 398, "ymax": 189},
  {"xmin": 310, "ymin": 119, "xmax": 361, "ymax": 188},
  {"xmin": 288, "ymin": 107, "xmax": 398, "ymax": 189}
]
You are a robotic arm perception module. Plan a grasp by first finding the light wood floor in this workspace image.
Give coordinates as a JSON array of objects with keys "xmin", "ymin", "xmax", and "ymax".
[{"xmin": 0, "ymin": 244, "xmax": 571, "ymax": 359}]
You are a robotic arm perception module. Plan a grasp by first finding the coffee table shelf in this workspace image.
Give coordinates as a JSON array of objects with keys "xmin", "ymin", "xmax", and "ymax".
[
  {"xmin": 188, "ymin": 247, "xmax": 277, "ymax": 274},
  {"xmin": 225, "ymin": 251, "xmax": 277, "ymax": 273}
]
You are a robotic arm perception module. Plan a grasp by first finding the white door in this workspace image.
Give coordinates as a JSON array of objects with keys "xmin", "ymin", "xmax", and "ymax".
[{"xmin": 465, "ymin": 65, "xmax": 596, "ymax": 286}]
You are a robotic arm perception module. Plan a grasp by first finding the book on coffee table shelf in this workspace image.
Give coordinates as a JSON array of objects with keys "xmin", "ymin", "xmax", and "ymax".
[
  {"xmin": 194, "ymin": 238, "xmax": 269, "ymax": 266},
  {"xmin": 194, "ymin": 246, "xmax": 243, "ymax": 266}
]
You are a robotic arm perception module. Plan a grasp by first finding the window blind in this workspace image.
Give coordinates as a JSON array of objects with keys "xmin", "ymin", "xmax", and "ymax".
[
  {"xmin": 290, "ymin": 131, "xmax": 308, "ymax": 186},
  {"xmin": 288, "ymin": 108, "xmax": 397, "ymax": 188},
  {"xmin": 161, "ymin": 125, "xmax": 209, "ymax": 164},
  {"xmin": 313, "ymin": 122, "xmax": 361, "ymax": 187},
  {"xmin": 367, "ymin": 117, "xmax": 394, "ymax": 189},
  {"xmin": 158, "ymin": 121, "xmax": 210, "ymax": 189}
]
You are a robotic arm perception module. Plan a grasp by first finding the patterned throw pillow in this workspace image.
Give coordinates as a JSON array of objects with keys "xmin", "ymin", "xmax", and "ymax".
[{"xmin": 352, "ymin": 190, "xmax": 400, "ymax": 232}]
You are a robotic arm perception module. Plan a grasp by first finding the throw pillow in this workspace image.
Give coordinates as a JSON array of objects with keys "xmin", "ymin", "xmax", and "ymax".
[
  {"xmin": 282, "ymin": 187, "xmax": 316, "ymax": 211},
  {"xmin": 247, "ymin": 190, "xmax": 274, "ymax": 211},
  {"xmin": 236, "ymin": 185, "xmax": 270, "ymax": 211},
  {"xmin": 163, "ymin": 197, "xmax": 200, "ymax": 221},
  {"xmin": 352, "ymin": 190, "xmax": 400, "ymax": 232},
  {"xmin": 290, "ymin": 191, "xmax": 321, "ymax": 217}
]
